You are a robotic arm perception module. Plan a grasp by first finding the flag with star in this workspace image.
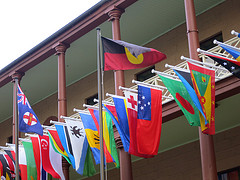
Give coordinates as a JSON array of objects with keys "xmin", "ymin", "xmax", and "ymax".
[
  {"xmin": 17, "ymin": 84, "xmax": 43, "ymax": 135},
  {"xmin": 188, "ymin": 62, "xmax": 215, "ymax": 135},
  {"xmin": 206, "ymin": 53, "xmax": 240, "ymax": 78},
  {"xmin": 220, "ymin": 44, "xmax": 240, "ymax": 61},
  {"xmin": 137, "ymin": 85, "xmax": 162, "ymax": 155}
]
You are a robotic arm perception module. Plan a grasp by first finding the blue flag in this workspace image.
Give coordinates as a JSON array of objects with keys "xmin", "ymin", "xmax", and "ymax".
[{"xmin": 17, "ymin": 84, "xmax": 43, "ymax": 135}]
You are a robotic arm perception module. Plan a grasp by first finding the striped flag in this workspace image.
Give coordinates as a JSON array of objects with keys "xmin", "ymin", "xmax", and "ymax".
[
  {"xmin": 22, "ymin": 141, "xmax": 37, "ymax": 180},
  {"xmin": 54, "ymin": 124, "xmax": 75, "ymax": 169},
  {"xmin": 38, "ymin": 135, "xmax": 65, "ymax": 180},
  {"xmin": 47, "ymin": 129, "xmax": 70, "ymax": 164}
]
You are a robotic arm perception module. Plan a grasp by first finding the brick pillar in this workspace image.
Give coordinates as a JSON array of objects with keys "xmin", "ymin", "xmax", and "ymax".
[
  {"xmin": 108, "ymin": 8, "xmax": 133, "ymax": 180},
  {"xmin": 53, "ymin": 42, "xmax": 70, "ymax": 180}
]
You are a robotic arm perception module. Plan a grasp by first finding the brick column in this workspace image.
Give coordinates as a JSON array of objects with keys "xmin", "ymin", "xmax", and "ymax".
[
  {"xmin": 108, "ymin": 8, "xmax": 133, "ymax": 180},
  {"xmin": 53, "ymin": 42, "xmax": 70, "ymax": 180},
  {"xmin": 184, "ymin": 0, "xmax": 217, "ymax": 179}
]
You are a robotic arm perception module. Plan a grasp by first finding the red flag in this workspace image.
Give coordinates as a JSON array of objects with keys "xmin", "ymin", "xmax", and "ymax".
[
  {"xmin": 31, "ymin": 136, "xmax": 41, "ymax": 180},
  {"xmin": 188, "ymin": 62, "xmax": 215, "ymax": 135},
  {"xmin": 38, "ymin": 135, "xmax": 63, "ymax": 179},
  {"xmin": 137, "ymin": 85, "xmax": 162, "ymax": 155},
  {"xmin": 101, "ymin": 36, "xmax": 166, "ymax": 70}
]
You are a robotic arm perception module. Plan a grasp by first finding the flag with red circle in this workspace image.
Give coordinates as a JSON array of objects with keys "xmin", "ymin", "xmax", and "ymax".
[{"xmin": 17, "ymin": 85, "xmax": 43, "ymax": 135}]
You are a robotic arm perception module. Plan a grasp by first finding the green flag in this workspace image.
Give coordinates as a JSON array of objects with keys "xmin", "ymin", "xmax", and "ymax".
[
  {"xmin": 159, "ymin": 75, "xmax": 200, "ymax": 126},
  {"xmin": 22, "ymin": 141, "xmax": 37, "ymax": 180},
  {"xmin": 83, "ymin": 146, "xmax": 96, "ymax": 177},
  {"xmin": 105, "ymin": 110, "xmax": 120, "ymax": 168}
]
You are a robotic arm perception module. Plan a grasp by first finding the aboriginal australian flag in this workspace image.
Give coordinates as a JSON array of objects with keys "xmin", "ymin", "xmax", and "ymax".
[
  {"xmin": 17, "ymin": 84, "xmax": 43, "ymax": 135},
  {"xmin": 101, "ymin": 36, "xmax": 167, "ymax": 70}
]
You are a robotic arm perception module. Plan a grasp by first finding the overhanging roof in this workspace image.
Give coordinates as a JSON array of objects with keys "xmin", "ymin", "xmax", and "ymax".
[{"xmin": 0, "ymin": 0, "xmax": 225, "ymax": 123}]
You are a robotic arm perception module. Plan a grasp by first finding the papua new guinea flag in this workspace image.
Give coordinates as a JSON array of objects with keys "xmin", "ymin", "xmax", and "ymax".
[
  {"xmin": 206, "ymin": 53, "xmax": 240, "ymax": 78},
  {"xmin": 18, "ymin": 84, "xmax": 43, "ymax": 136},
  {"xmin": 101, "ymin": 36, "xmax": 166, "ymax": 70}
]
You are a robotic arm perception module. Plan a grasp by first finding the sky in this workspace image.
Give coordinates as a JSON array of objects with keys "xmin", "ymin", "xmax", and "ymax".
[{"xmin": 0, "ymin": 0, "xmax": 100, "ymax": 70}]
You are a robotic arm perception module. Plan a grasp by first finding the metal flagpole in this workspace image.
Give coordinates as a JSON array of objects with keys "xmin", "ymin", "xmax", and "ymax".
[
  {"xmin": 13, "ymin": 78, "xmax": 19, "ymax": 180},
  {"xmin": 97, "ymin": 27, "xmax": 105, "ymax": 180}
]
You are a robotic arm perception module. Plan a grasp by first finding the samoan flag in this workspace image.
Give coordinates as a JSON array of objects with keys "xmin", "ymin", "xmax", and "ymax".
[
  {"xmin": 137, "ymin": 85, "xmax": 162, "ymax": 155},
  {"xmin": 17, "ymin": 84, "xmax": 43, "ymax": 136}
]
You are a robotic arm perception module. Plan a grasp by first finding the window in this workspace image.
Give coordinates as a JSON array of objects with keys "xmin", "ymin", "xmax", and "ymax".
[
  {"xmin": 85, "ymin": 93, "xmax": 98, "ymax": 105},
  {"xmin": 135, "ymin": 66, "xmax": 155, "ymax": 82},
  {"xmin": 218, "ymin": 167, "xmax": 240, "ymax": 180},
  {"xmin": 7, "ymin": 136, "xmax": 12, "ymax": 144},
  {"xmin": 200, "ymin": 32, "xmax": 223, "ymax": 51}
]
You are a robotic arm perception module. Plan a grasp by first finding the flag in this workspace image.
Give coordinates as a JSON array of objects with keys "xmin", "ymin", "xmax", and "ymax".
[
  {"xmin": 65, "ymin": 119, "xmax": 95, "ymax": 176},
  {"xmin": 137, "ymin": 85, "xmax": 162, "ymax": 155},
  {"xmin": 111, "ymin": 95, "xmax": 130, "ymax": 152},
  {"xmin": 220, "ymin": 44, "xmax": 240, "ymax": 61},
  {"xmin": 30, "ymin": 136, "xmax": 42, "ymax": 180},
  {"xmin": 54, "ymin": 124, "xmax": 75, "ymax": 169},
  {"xmin": 101, "ymin": 36, "xmax": 166, "ymax": 70},
  {"xmin": 124, "ymin": 91, "xmax": 153, "ymax": 157},
  {"xmin": 88, "ymin": 109, "xmax": 118, "ymax": 165},
  {"xmin": 188, "ymin": 62, "xmax": 216, "ymax": 135},
  {"xmin": 173, "ymin": 69, "xmax": 208, "ymax": 128},
  {"xmin": 17, "ymin": 85, "xmax": 43, "ymax": 135},
  {"xmin": 206, "ymin": 53, "xmax": 240, "ymax": 78},
  {"xmin": 0, "ymin": 154, "xmax": 11, "ymax": 180},
  {"xmin": 47, "ymin": 129, "xmax": 70, "ymax": 164},
  {"xmin": 38, "ymin": 135, "xmax": 65, "ymax": 180},
  {"xmin": 8, "ymin": 144, "xmax": 28, "ymax": 180},
  {"xmin": 101, "ymin": 107, "xmax": 119, "ymax": 167},
  {"xmin": 31, "ymin": 136, "xmax": 52, "ymax": 180},
  {"xmin": 78, "ymin": 113, "xmax": 100, "ymax": 165},
  {"xmin": 22, "ymin": 141, "xmax": 37, "ymax": 180},
  {"xmin": 103, "ymin": 104, "xmax": 130, "ymax": 152},
  {"xmin": 3, "ymin": 150, "xmax": 15, "ymax": 166},
  {"xmin": 159, "ymin": 75, "xmax": 200, "ymax": 126},
  {"xmin": 4, "ymin": 154, "xmax": 15, "ymax": 179}
]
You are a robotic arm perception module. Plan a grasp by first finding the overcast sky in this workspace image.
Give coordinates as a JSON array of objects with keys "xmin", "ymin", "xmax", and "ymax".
[{"xmin": 0, "ymin": 0, "xmax": 100, "ymax": 70}]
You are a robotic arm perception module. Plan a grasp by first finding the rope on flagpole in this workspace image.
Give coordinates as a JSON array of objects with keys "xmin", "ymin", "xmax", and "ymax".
[{"xmin": 213, "ymin": 39, "xmax": 240, "ymax": 52}]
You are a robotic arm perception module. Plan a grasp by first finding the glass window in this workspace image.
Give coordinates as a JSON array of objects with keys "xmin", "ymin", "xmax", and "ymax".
[
  {"xmin": 218, "ymin": 167, "xmax": 240, "ymax": 180},
  {"xmin": 200, "ymin": 32, "xmax": 223, "ymax": 51},
  {"xmin": 136, "ymin": 66, "xmax": 155, "ymax": 82},
  {"xmin": 85, "ymin": 93, "xmax": 98, "ymax": 105}
]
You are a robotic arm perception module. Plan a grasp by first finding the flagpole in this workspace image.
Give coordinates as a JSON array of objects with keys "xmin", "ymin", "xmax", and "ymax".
[
  {"xmin": 97, "ymin": 27, "xmax": 105, "ymax": 180},
  {"xmin": 13, "ymin": 77, "xmax": 19, "ymax": 180}
]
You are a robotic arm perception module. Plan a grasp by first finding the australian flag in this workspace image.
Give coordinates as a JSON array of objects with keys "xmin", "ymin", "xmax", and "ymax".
[{"xmin": 17, "ymin": 84, "xmax": 43, "ymax": 135}]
